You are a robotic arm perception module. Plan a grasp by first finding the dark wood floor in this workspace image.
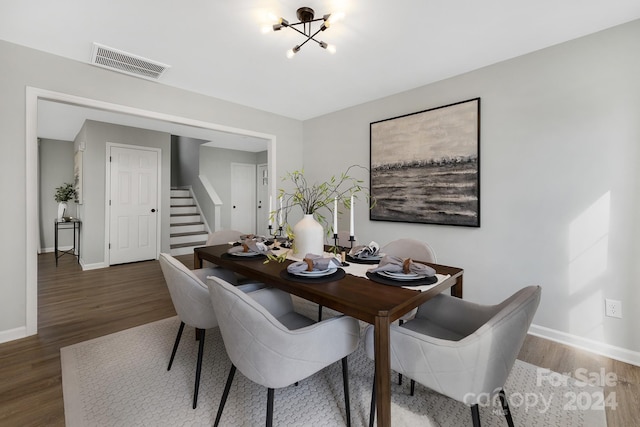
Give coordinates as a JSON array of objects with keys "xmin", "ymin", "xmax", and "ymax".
[{"xmin": 0, "ymin": 253, "xmax": 637, "ymax": 426}]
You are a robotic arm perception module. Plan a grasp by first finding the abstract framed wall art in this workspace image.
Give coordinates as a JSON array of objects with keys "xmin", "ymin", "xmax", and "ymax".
[{"xmin": 370, "ymin": 98, "xmax": 480, "ymax": 227}]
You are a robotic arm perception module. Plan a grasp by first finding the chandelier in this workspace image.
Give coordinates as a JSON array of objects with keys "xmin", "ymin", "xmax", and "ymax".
[{"xmin": 272, "ymin": 7, "xmax": 340, "ymax": 58}]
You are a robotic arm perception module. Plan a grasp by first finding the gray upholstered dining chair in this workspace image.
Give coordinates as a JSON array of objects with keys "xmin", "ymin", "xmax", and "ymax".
[
  {"xmin": 381, "ymin": 237, "xmax": 438, "ymax": 384},
  {"xmin": 158, "ymin": 253, "xmax": 264, "ymax": 409},
  {"xmin": 365, "ymin": 285, "xmax": 541, "ymax": 427},
  {"xmin": 381, "ymin": 238, "xmax": 437, "ymax": 264},
  {"xmin": 207, "ymin": 276, "xmax": 361, "ymax": 427},
  {"xmin": 201, "ymin": 229, "xmax": 245, "ymax": 268}
]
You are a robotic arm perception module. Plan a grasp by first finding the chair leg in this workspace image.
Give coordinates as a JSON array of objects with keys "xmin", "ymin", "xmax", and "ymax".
[
  {"xmin": 167, "ymin": 321, "xmax": 185, "ymax": 370},
  {"xmin": 398, "ymin": 320, "xmax": 404, "ymax": 385},
  {"xmin": 341, "ymin": 357, "xmax": 352, "ymax": 427},
  {"xmin": 214, "ymin": 364, "xmax": 236, "ymax": 427},
  {"xmin": 410, "ymin": 379, "xmax": 415, "ymax": 396},
  {"xmin": 192, "ymin": 329, "xmax": 206, "ymax": 409},
  {"xmin": 471, "ymin": 404, "xmax": 481, "ymax": 427},
  {"xmin": 318, "ymin": 305, "xmax": 323, "ymax": 321},
  {"xmin": 369, "ymin": 369, "xmax": 376, "ymax": 427},
  {"xmin": 499, "ymin": 388, "xmax": 515, "ymax": 427},
  {"xmin": 266, "ymin": 388, "xmax": 274, "ymax": 427}
]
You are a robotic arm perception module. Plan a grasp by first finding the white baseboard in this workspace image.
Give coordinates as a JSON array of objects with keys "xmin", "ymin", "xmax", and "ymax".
[
  {"xmin": 0, "ymin": 325, "xmax": 29, "ymax": 344},
  {"xmin": 529, "ymin": 324, "xmax": 640, "ymax": 367},
  {"xmin": 80, "ymin": 261, "xmax": 107, "ymax": 270}
]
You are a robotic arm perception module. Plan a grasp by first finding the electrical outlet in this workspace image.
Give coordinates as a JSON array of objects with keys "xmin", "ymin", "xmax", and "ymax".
[{"xmin": 605, "ymin": 299, "xmax": 622, "ymax": 318}]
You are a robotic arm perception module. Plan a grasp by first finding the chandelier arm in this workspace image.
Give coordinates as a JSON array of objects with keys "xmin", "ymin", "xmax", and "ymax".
[
  {"xmin": 297, "ymin": 35, "xmax": 315, "ymax": 49},
  {"xmin": 287, "ymin": 25, "xmax": 311, "ymax": 38},
  {"xmin": 287, "ymin": 17, "xmax": 325, "ymax": 27}
]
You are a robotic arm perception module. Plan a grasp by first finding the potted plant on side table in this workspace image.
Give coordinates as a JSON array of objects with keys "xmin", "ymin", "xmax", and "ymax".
[{"xmin": 54, "ymin": 182, "xmax": 77, "ymax": 221}]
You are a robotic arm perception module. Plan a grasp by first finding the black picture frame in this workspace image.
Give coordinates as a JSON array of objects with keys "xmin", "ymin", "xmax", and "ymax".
[{"xmin": 370, "ymin": 98, "xmax": 480, "ymax": 227}]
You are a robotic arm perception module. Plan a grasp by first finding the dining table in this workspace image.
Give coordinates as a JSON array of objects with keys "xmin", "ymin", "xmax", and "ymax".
[{"xmin": 194, "ymin": 244, "xmax": 464, "ymax": 427}]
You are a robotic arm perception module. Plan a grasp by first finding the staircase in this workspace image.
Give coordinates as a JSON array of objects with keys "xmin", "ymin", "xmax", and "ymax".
[{"xmin": 170, "ymin": 188, "xmax": 209, "ymax": 256}]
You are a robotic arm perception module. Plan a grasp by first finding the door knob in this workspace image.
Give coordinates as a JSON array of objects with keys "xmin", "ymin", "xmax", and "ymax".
[{"xmin": 151, "ymin": 209, "xmax": 156, "ymax": 212}]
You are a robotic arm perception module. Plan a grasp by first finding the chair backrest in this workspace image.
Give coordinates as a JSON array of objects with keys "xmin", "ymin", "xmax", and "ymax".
[
  {"xmin": 206, "ymin": 229, "xmax": 245, "ymax": 246},
  {"xmin": 381, "ymin": 238, "xmax": 436, "ymax": 263},
  {"xmin": 159, "ymin": 253, "xmax": 218, "ymax": 330},
  {"xmin": 337, "ymin": 230, "xmax": 355, "ymax": 247},
  {"xmin": 451, "ymin": 286, "xmax": 541, "ymax": 402},
  {"xmin": 207, "ymin": 277, "xmax": 309, "ymax": 388},
  {"xmin": 207, "ymin": 277, "xmax": 360, "ymax": 389}
]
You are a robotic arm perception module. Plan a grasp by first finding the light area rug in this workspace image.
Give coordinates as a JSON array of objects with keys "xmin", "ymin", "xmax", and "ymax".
[{"xmin": 61, "ymin": 301, "xmax": 607, "ymax": 427}]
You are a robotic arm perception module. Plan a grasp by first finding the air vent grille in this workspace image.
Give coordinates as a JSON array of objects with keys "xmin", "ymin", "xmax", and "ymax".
[{"xmin": 90, "ymin": 43, "xmax": 170, "ymax": 80}]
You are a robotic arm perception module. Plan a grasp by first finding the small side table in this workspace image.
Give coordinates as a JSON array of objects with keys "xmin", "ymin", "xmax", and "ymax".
[{"xmin": 54, "ymin": 218, "xmax": 81, "ymax": 266}]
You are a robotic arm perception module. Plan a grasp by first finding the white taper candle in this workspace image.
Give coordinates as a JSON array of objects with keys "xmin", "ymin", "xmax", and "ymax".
[
  {"xmin": 349, "ymin": 195, "xmax": 355, "ymax": 236},
  {"xmin": 333, "ymin": 197, "xmax": 338, "ymax": 234}
]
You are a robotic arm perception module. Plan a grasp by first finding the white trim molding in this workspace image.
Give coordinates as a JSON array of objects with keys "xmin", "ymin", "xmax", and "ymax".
[{"xmin": 529, "ymin": 324, "xmax": 640, "ymax": 367}]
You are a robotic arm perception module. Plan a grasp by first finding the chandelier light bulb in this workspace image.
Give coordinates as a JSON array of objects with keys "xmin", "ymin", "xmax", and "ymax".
[
  {"xmin": 327, "ymin": 44, "xmax": 337, "ymax": 54},
  {"xmin": 286, "ymin": 45, "xmax": 300, "ymax": 59}
]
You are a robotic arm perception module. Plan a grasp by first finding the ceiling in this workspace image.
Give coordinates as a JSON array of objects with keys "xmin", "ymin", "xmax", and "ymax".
[{"xmin": 3, "ymin": 0, "xmax": 640, "ymax": 145}]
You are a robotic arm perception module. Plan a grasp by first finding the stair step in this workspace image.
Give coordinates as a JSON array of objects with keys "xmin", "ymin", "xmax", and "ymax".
[
  {"xmin": 170, "ymin": 198, "xmax": 194, "ymax": 206},
  {"xmin": 170, "ymin": 189, "xmax": 190, "ymax": 197},
  {"xmin": 170, "ymin": 241, "xmax": 207, "ymax": 249},
  {"xmin": 171, "ymin": 231, "xmax": 208, "ymax": 237},
  {"xmin": 171, "ymin": 206, "xmax": 198, "ymax": 215},
  {"xmin": 168, "ymin": 188, "xmax": 209, "ymax": 256},
  {"xmin": 170, "ymin": 214, "xmax": 201, "ymax": 225}
]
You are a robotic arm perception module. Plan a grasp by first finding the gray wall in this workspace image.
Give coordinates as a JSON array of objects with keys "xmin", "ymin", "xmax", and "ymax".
[
  {"xmin": 303, "ymin": 20, "xmax": 640, "ymax": 355},
  {"xmin": 0, "ymin": 38, "xmax": 303, "ymax": 336},
  {"xmin": 75, "ymin": 120, "xmax": 171, "ymax": 266},
  {"xmin": 38, "ymin": 138, "xmax": 75, "ymax": 250},
  {"xmin": 171, "ymin": 136, "xmax": 206, "ymax": 188}
]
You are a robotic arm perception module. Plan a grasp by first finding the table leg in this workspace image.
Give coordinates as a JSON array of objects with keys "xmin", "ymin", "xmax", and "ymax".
[
  {"xmin": 55, "ymin": 222, "xmax": 59, "ymax": 266},
  {"xmin": 193, "ymin": 251, "xmax": 203, "ymax": 269},
  {"xmin": 451, "ymin": 275, "xmax": 463, "ymax": 298},
  {"xmin": 373, "ymin": 315, "xmax": 391, "ymax": 427},
  {"xmin": 77, "ymin": 222, "xmax": 81, "ymax": 263}
]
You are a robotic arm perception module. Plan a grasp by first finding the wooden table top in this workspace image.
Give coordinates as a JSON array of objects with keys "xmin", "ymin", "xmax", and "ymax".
[{"xmin": 195, "ymin": 245, "xmax": 464, "ymax": 324}]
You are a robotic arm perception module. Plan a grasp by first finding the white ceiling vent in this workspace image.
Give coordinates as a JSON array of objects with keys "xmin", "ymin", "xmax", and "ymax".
[{"xmin": 90, "ymin": 43, "xmax": 170, "ymax": 80}]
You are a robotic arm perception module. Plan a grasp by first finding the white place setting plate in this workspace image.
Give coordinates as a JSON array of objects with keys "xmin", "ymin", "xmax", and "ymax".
[
  {"xmin": 377, "ymin": 271, "xmax": 426, "ymax": 281},
  {"xmin": 359, "ymin": 255, "xmax": 382, "ymax": 261},
  {"xmin": 292, "ymin": 267, "xmax": 337, "ymax": 277},
  {"xmin": 230, "ymin": 251, "xmax": 261, "ymax": 257}
]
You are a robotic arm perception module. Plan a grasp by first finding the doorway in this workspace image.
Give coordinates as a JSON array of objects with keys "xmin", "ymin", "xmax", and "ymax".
[
  {"xmin": 256, "ymin": 163, "xmax": 269, "ymax": 236},
  {"xmin": 26, "ymin": 87, "xmax": 277, "ymax": 337},
  {"xmin": 107, "ymin": 144, "xmax": 160, "ymax": 265},
  {"xmin": 230, "ymin": 163, "xmax": 257, "ymax": 234}
]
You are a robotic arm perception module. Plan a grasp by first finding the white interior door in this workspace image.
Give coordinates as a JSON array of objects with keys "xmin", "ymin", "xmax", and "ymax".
[
  {"xmin": 109, "ymin": 145, "xmax": 159, "ymax": 265},
  {"xmin": 256, "ymin": 163, "xmax": 269, "ymax": 236},
  {"xmin": 230, "ymin": 163, "xmax": 256, "ymax": 234}
]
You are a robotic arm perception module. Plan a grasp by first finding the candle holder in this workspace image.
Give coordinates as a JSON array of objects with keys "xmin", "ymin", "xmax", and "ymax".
[
  {"xmin": 349, "ymin": 235, "xmax": 355, "ymax": 249},
  {"xmin": 333, "ymin": 233, "xmax": 350, "ymax": 267},
  {"xmin": 268, "ymin": 225, "xmax": 283, "ymax": 250}
]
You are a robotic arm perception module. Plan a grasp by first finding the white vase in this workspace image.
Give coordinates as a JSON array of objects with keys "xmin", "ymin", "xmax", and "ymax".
[
  {"xmin": 293, "ymin": 214, "xmax": 324, "ymax": 258},
  {"xmin": 57, "ymin": 202, "xmax": 68, "ymax": 220}
]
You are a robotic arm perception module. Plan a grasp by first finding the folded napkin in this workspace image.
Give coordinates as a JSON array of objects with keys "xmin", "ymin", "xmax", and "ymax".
[
  {"xmin": 287, "ymin": 253, "xmax": 342, "ymax": 274},
  {"xmin": 227, "ymin": 239, "xmax": 271, "ymax": 255},
  {"xmin": 349, "ymin": 241, "xmax": 381, "ymax": 259},
  {"xmin": 368, "ymin": 255, "xmax": 436, "ymax": 276}
]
